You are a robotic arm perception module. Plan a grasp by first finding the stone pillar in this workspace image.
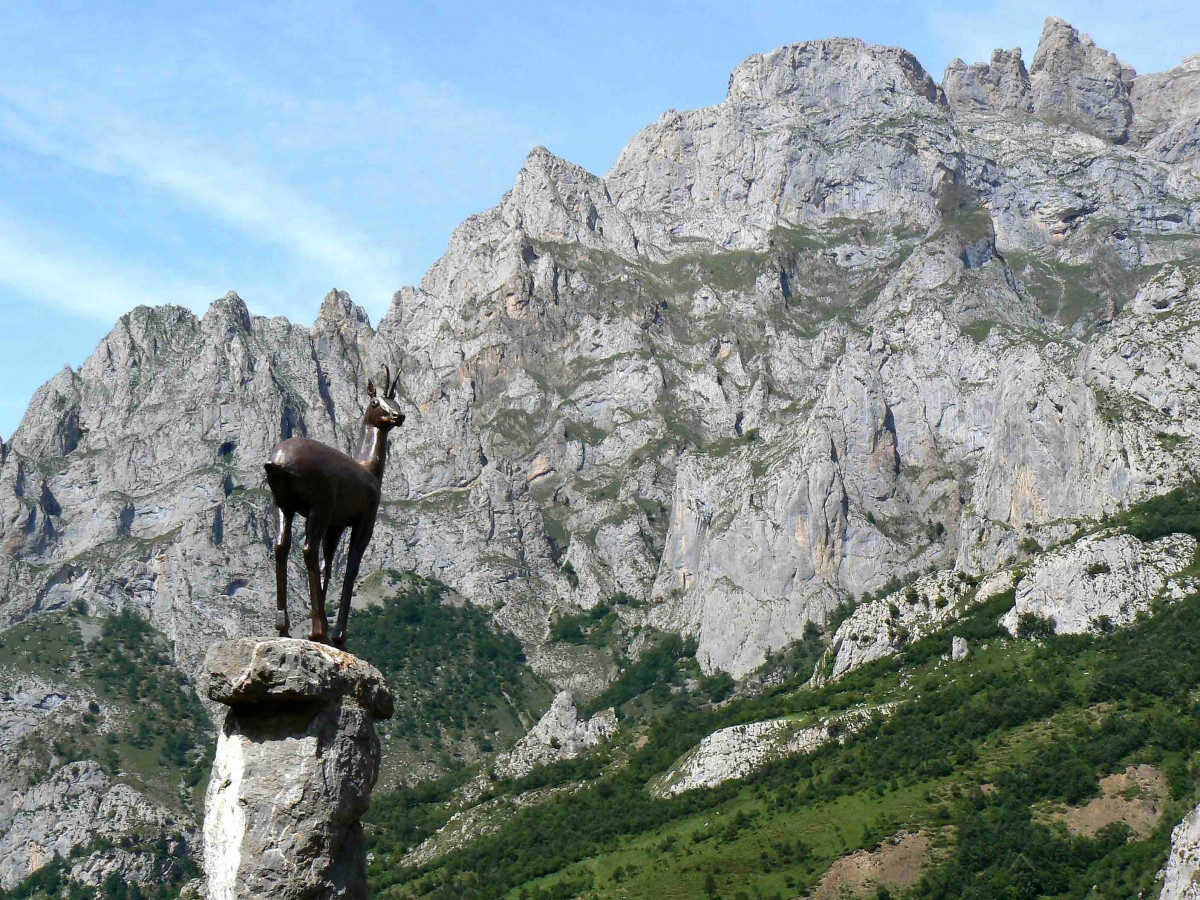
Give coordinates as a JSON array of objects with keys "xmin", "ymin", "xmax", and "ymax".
[{"xmin": 202, "ymin": 639, "xmax": 393, "ymax": 900}]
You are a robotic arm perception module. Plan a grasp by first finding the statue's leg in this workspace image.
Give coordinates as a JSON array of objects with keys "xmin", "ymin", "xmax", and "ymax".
[
  {"xmin": 274, "ymin": 506, "xmax": 293, "ymax": 637},
  {"xmin": 331, "ymin": 526, "xmax": 369, "ymax": 648},
  {"xmin": 321, "ymin": 527, "xmax": 344, "ymax": 596},
  {"xmin": 303, "ymin": 513, "xmax": 330, "ymax": 643}
]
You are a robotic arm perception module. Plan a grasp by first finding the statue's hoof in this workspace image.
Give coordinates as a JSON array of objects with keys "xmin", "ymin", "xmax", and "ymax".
[
  {"xmin": 331, "ymin": 635, "xmax": 346, "ymax": 649},
  {"xmin": 276, "ymin": 611, "xmax": 290, "ymax": 637}
]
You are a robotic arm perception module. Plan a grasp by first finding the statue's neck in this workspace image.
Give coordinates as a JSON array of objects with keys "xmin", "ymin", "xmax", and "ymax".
[{"xmin": 356, "ymin": 423, "xmax": 388, "ymax": 481}]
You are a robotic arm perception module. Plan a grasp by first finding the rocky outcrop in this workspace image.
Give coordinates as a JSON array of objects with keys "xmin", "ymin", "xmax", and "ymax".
[
  {"xmin": 69, "ymin": 844, "xmax": 193, "ymax": 889},
  {"xmin": 943, "ymin": 49, "xmax": 1033, "ymax": 115},
  {"xmin": 0, "ymin": 761, "xmax": 181, "ymax": 890},
  {"xmin": 1162, "ymin": 800, "xmax": 1200, "ymax": 899},
  {"xmin": 951, "ymin": 636, "xmax": 969, "ymax": 661},
  {"xmin": 651, "ymin": 707, "xmax": 884, "ymax": 798},
  {"xmin": 1130, "ymin": 54, "xmax": 1200, "ymax": 147},
  {"xmin": 820, "ymin": 569, "xmax": 1016, "ymax": 683},
  {"xmin": 1030, "ymin": 17, "xmax": 1135, "ymax": 142},
  {"xmin": 492, "ymin": 691, "xmax": 616, "ymax": 780},
  {"xmin": 1000, "ymin": 531, "xmax": 1197, "ymax": 636},
  {"xmin": 607, "ymin": 37, "xmax": 953, "ymax": 246},
  {"xmin": 202, "ymin": 639, "xmax": 393, "ymax": 900},
  {"xmin": 0, "ymin": 677, "xmax": 71, "ymax": 753}
]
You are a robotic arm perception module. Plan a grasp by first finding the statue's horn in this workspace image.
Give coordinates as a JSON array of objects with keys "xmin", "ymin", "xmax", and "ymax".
[
  {"xmin": 380, "ymin": 364, "xmax": 391, "ymax": 398},
  {"xmin": 387, "ymin": 360, "xmax": 400, "ymax": 399}
]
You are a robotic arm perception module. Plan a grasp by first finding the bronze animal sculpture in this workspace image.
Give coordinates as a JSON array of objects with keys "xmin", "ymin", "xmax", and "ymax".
[{"xmin": 264, "ymin": 365, "xmax": 405, "ymax": 646}]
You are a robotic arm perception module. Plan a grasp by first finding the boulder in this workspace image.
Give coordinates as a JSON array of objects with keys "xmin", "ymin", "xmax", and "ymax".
[{"xmin": 951, "ymin": 636, "xmax": 969, "ymax": 661}]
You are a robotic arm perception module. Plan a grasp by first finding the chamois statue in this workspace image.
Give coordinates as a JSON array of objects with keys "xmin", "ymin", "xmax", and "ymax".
[{"xmin": 264, "ymin": 365, "xmax": 405, "ymax": 646}]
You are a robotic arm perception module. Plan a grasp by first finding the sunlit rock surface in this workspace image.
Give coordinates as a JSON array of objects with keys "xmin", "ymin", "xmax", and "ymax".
[{"xmin": 202, "ymin": 639, "xmax": 392, "ymax": 900}]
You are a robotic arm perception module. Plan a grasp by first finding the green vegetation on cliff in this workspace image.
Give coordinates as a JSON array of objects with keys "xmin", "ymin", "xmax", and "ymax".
[
  {"xmin": 352, "ymin": 573, "xmax": 553, "ymax": 777},
  {"xmin": 366, "ymin": 574, "xmax": 1200, "ymax": 899},
  {"xmin": 0, "ymin": 606, "xmax": 212, "ymax": 807}
]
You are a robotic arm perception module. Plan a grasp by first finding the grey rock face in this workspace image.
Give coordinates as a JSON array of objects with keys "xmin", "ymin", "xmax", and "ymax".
[
  {"xmin": 1130, "ymin": 54, "xmax": 1200, "ymax": 146},
  {"xmin": 606, "ymin": 37, "xmax": 953, "ymax": 245},
  {"xmin": 1, "ymin": 20, "xmax": 1200, "ymax": 710},
  {"xmin": 492, "ymin": 691, "xmax": 616, "ymax": 779},
  {"xmin": 999, "ymin": 532, "xmax": 1197, "ymax": 636},
  {"xmin": 203, "ymin": 639, "xmax": 392, "ymax": 900},
  {"xmin": 0, "ymin": 677, "xmax": 71, "ymax": 753},
  {"xmin": 1162, "ymin": 799, "xmax": 1200, "ymax": 899},
  {"xmin": 1030, "ymin": 17, "xmax": 1135, "ymax": 142},
  {"xmin": 0, "ymin": 761, "xmax": 179, "ymax": 890},
  {"xmin": 820, "ymin": 569, "xmax": 993, "ymax": 682},
  {"xmin": 951, "ymin": 636, "xmax": 969, "ymax": 661},
  {"xmin": 944, "ymin": 49, "xmax": 1033, "ymax": 115},
  {"xmin": 650, "ymin": 705, "xmax": 886, "ymax": 798},
  {"xmin": 69, "ymin": 844, "xmax": 192, "ymax": 889}
]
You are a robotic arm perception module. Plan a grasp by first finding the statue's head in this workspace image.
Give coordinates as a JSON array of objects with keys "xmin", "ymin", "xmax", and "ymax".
[{"xmin": 365, "ymin": 364, "xmax": 405, "ymax": 431}]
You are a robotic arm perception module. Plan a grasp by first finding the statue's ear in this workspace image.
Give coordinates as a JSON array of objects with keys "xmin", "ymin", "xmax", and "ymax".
[{"xmin": 367, "ymin": 379, "xmax": 377, "ymax": 399}]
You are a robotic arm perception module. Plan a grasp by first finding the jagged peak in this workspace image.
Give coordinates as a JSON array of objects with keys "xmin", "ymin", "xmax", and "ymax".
[
  {"xmin": 1028, "ymin": 16, "xmax": 1135, "ymax": 142},
  {"xmin": 315, "ymin": 288, "xmax": 372, "ymax": 330},
  {"xmin": 519, "ymin": 145, "xmax": 602, "ymax": 186},
  {"xmin": 942, "ymin": 46, "xmax": 1033, "ymax": 115},
  {"xmin": 502, "ymin": 142, "xmax": 638, "ymax": 255},
  {"xmin": 201, "ymin": 290, "xmax": 253, "ymax": 332},
  {"xmin": 726, "ymin": 37, "xmax": 941, "ymax": 109},
  {"xmin": 1031, "ymin": 16, "xmax": 1135, "ymax": 82}
]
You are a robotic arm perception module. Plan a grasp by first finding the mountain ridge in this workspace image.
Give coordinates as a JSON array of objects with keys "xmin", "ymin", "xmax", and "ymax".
[{"xmin": 3, "ymin": 15, "xmax": 1200, "ymax": 896}]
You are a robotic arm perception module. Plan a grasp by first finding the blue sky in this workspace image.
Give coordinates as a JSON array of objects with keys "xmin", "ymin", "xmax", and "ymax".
[{"xmin": 2, "ymin": 1, "xmax": 1199, "ymax": 439}]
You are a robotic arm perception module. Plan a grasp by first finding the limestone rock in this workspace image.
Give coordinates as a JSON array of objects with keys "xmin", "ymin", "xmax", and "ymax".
[
  {"xmin": 651, "ymin": 706, "xmax": 885, "ymax": 798},
  {"xmin": 0, "ymin": 677, "xmax": 72, "ymax": 753},
  {"xmin": 492, "ymin": 691, "xmax": 616, "ymax": 780},
  {"xmin": 1130, "ymin": 54, "xmax": 1200, "ymax": 146},
  {"xmin": 203, "ymin": 639, "xmax": 393, "ymax": 900},
  {"xmin": 1162, "ymin": 799, "xmax": 1200, "ymax": 899},
  {"xmin": 943, "ymin": 49, "xmax": 1033, "ymax": 115},
  {"xmin": 951, "ymin": 636, "xmax": 969, "ymax": 661},
  {"xmin": 0, "ymin": 761, "xmax": 180, "ymax": 890},
  {"xmin": 820, "ymin": 569, "xmax": 1015, "ymax": 683},
  {"xmin": 1000, "ymin": 531, "xmax": 1197, "ymax": 636},
  {"xmin": 69, "ymin": 843, "xmax": 192, "ymax": 888},
  {"xmin": 1030, "ymin": 17, "xmax": 1134, "ymax": 142},
  {"xmin": 607, "ymin": 37, "xmax": 953, "ymax": 246},
  {"xmin": 205, "ymin": 637, "xmax": 394, "ymax": 719}
]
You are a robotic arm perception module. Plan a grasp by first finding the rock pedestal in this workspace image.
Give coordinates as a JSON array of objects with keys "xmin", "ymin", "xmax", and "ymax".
[{"xmin": 202, "ymin": 639, "xmax": 393, "ymax": 900}]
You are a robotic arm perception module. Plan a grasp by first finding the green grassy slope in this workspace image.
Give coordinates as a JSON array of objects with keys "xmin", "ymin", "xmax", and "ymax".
[
  {"xmin": 0, "ymin": 608, "xmax": 210, "ymax": 900},
  {"xmin": 352, "ymin": 572, "xmax": 555, "ymax": 784},
  {"xmin": 0, "ymin": 606, "xmax": 212, "ymax": 810},
  {"xmin": 365, "ymin": 567, "xmax": 1200, "ymax": 899}
]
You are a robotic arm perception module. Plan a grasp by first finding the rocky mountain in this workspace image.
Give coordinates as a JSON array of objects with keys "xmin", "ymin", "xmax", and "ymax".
[{"xmin": 3, "ymin": 15, "xmax": 1200, "ymax": 897}]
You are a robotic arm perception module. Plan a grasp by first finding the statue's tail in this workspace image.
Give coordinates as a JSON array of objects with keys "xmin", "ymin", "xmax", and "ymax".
[{"xmin": 264, "ymin": 461, "xmax": 288, "ymax": 496}]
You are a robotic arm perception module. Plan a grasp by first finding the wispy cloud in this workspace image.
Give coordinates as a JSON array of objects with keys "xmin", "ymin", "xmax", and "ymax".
[
  {"xmin": 0, "ymin": 90, "xmax": 403, "ymax": 304},
  {"xmin": 0, "ymin": 2, "xmax": 547, "ymax": 324},
  {"xmin": 0, "ymin": 212, "xmax": 220, "ymax": 321}
]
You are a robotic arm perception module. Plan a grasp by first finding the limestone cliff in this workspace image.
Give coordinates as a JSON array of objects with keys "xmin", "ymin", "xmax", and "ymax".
[
  {"xmin": 3, "ymin": 17, "xmax": 1200, "ymax": 887},
  {"xmin": 4, "ymin": 18, "xmax": 1199, "ymax": 690}
]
